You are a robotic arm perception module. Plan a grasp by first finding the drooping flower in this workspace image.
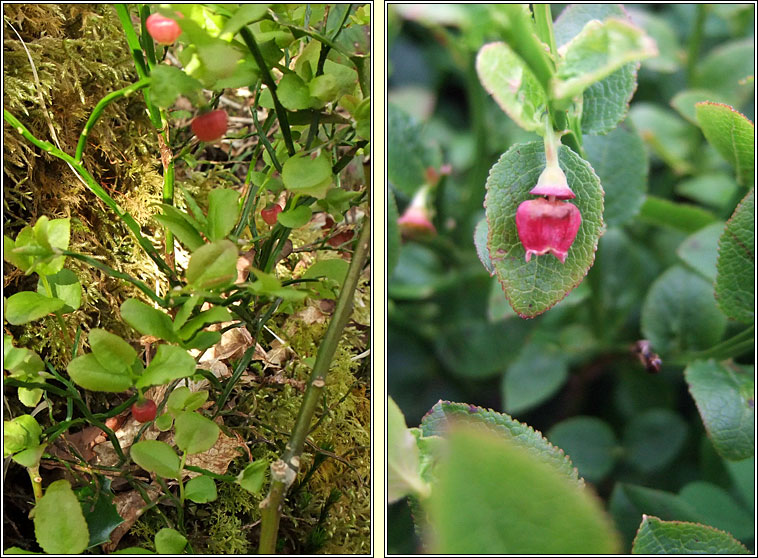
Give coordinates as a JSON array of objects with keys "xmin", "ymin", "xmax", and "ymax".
[
  {"xmin": 516, "ymin": 197, "xmax": 581, "ymax": 263},
  {"xmin": 398, "ymin": 184, "xmax": 436, "ymax": 239},
  {"xmin": 515, "ymin": 124, "xmax": 582, "ymax": 263}
]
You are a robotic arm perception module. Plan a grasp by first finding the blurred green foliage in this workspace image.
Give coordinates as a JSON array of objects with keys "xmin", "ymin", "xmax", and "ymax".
[{"xmin": 387, "ymin": 4, "xmax": 754, "ymax": 553}]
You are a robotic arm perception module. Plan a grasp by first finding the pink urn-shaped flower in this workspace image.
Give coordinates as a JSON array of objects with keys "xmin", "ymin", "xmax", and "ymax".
[
  {"xmin": 398, "ymin": 184, "xmax": 436, "ymax": 239},
  {"xmin": 515, "ymin": 149, "xmax": 581, "ymax": 263}
]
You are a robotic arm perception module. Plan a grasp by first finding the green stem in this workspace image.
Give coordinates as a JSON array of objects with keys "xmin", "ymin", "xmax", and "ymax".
[
  {"xmin": 178, "ymin": 452, "xmax": 188, "ymax": 504},
  {"xmin": 28, "ymin": 466, "xmax": 43, "ymax": 502},
  {"xmin": 686, "ymin": 5, "xmax": 707, "ymax": 85},
  {"xmin": 258, "ymin": 219, "xmax": 370, "ymax": 554},
  {"xmin": 672, "ymin": 326, "xmax": 755, "ymax": 365},
  {"xmin": 114, "ymin": 4, "xmax": 162, "ymax": 129},
  {"xmin": 75, "ymin": 78, "xmax": 151, "ymax": 163},
  {"xmin": 500, "ymin": 5, "xmax": 554, "ymax": 92},
  {"xmin": 239, "ymin": 27, "xmax": 295, "ymax": 156},
  {"xmin": 533, "ymin": 4, "xmax": 557, "ymax": 60},
  {"xmin": 4, "ymin": 109, "xmax": 176, "ymax": 282},
  {"xmin": 62, "ymin": 250, "xmax": 165, "ymax": 306}
]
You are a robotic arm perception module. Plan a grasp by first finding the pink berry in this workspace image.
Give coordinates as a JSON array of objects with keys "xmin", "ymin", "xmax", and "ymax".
[
  {"xmin": 131, "ymin": 399, "xmax": 157, "ymax": 423},
  {"xmin": 146, "ymin": 13, "xmax": 182, "ymax": 46},
  {"xmin": 191, "ymin": 110, "xmax": 228, "ymax": 142}
]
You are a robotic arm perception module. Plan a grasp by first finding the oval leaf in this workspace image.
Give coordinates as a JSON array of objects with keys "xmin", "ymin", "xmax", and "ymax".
[
  {"xmin": 130, "ymin": 440, "xmax": 181, "ymax": 479},
  {"xmin": 236, "ymin": 460, "xmax": 268, "ymax": 494},
  {"xmin": 135, "ymin": 345, "xmax": 196, "ymax": 389},
  {"xmin": 67, "ymin": 353, "xmax": 133, "ymax": 393},
  {"xmin": 184, "ymin": 475, "xmax": 217, "ymax": 503},
  {"xmin": 88, "ymin": 329, "xmax": 138, "ymax": 374},
  {"xmin": 207, "ymin": 188, "xmax": 241, "ymax": 241},
  {"xmin": 154, "ymin": 528, "xmax": 187, "ymax": 555},
  {"xmin": 485, "ymin": 142, "xmax": 604, "ymax": 318},
  {"xmin": 695, "ymin": 102, "xmax": 754, "ymax": 187},
  {"xmin": 186, "ymin": 240, "xmax": 238, "ymax": 290},
  {"xmin": 120, "ymin": 298, "xmax": 179, "ymax": 342},
  {"xmin": 632, "ymin": 515, "xmax": 749, "ymax": 555},
  {"xmin": 715, "ymin": 188, "xmax": 754, "ymax": 324},
  {"xmin": 427, "ymin": 427, "xmax": 620, "ymax": 554},
  {"xmin": 388, "ymin": 397, "xmax": 429, "ymax": 503},
  {"xmin": 5, "ymin": 292, "xmax": 65, "ymax": 325},
  {"xmin": 174, "ymin": 411, "xmax": 220, "ymax": 455},
  {"xmin": 641, "ymin": 266, "xmax": 727, "ymax": 357},
  {"xmin": 33, "ymin": 480, "xmax": 89, "ymax": 554},
  {"xmin": 476, "ymin": 42, "xmax": 547, "ymax": 132},
  {"xmin": 685, "ymin": 360, "xmax": 754, "ymax": 461}
]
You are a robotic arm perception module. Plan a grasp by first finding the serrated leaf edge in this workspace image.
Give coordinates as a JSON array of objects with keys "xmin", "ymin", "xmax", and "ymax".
[{"xmin": 633, "ymin": 514, "xmax": 750, "ymax": 554}]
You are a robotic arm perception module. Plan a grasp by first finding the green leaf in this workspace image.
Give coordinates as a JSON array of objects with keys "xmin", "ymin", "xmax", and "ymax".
[
  {"xmin": 67, "ymin": 353, "xmax": 133, "ymax": 392},
  {"xmin": 277, "ymin": 205, "xmax": 313, "ymax": 228},
  {"xmin": 632, "ymin": 515, "xmax": 749, "ymax": 554},
  {"xmin": 167, "ymin": 387, "xmax": 208, "ymax": 414},
  {"xmin": 714, "ymin": 189, "xmax": 754, "ymax": 323},
  {"xmin": 387, "ymin": 188, "xmax": 401, "ymax": 277},
  {"xmin": 185, "ymin": 475, "xmax": 217, "ymax": 503},
  {"xmin": 679, "ymin": 481, "xmax": 754, "ymax": 540},
  {"xmin": 120, "ymin": 298, "xmax": 178, "ymax": 342},
  {"xmin": 88, "ymin": 328, "xmax": 138, "ymax": 375},
  {"xmin": 583, "ymin": 125, "xmax": 647, "ymax": 227},
  {"xmin": 553, "ymin": 4, "xmax": 638, "ymax": 135},
  {"xmin": 676, "ymin": 222, "xmax": 724, "ymax": 282},
  {"xmin": 623, "ymin": 408, "xmax": 688, "ymax": 473},
  {"xmin": 150, "ymin": 65, "xmax": 203, "ymax": 108},
  {"xmin": 33, "ymin": 480, "xmax": 89, "ymax": 554},
  {"xmin": 4, "ymin": 233, "xmax": 33, "ymax": 273},
  {"xmin": 4, "ymin": 341, "xmax": 45, "ymax": 380},
  {"xmin": 675, "ymin": 172, "xmax": 739, "ymax": 211},
  {"xmin": 236, "ymin": 460, "xmax": 268, "ymax": 494},
  {"xmin": 183, "ymin": 330, "xmax": 221, "ymax": 351},
  {"xmin": 502, "ymin": 342, "xmax": 568, "ymax": 415},
  {"xmin": 387, "ymin": 105, "xmax": 440, "ymax": 196},
  {"xmin": 671, "ymin": 89, "xmax": 731, "ymax": 126},
  {"xmin": 31, "ymin": 216, "xmax": 70, "ymax": 275},
  {"xmin": 547, "ymin": 417, "xmax": 618, "ymax": 483},
  {"xmin": 177, "ymin": 306, "xmax": 232, "ymax": 340},
  {"xmin": 302, "ymin": 258, "xmax": 349, "ymax": 285},
  {"xmin": 130, "ymin": 440, "xmax": 181, "ymax": 479},
  {"xmin": 694, "ymin": 39, "xmax": 754, "ymax": 107},
  {"xmin": 552, "ymin": 18, "xmax": 657, "ymax": 100},
  {"xmin": 36, "ymin": 269, "xmax": 82, "ymax": 313},
  {"xmin": 111, "ymin": 547, "xmax": 153, "ymax": 554},
  {"xmin": 278, "ymin": 73, "xmax": 313, "ymax": 110},
  {"xmin": 207, "ymin": 188, "xmax": 240, "ymax": 242},
  {"xmin": 420, "ymin": 401, "xmax": 582, "ymax": 485},
  {"xmin": 281, "ymin": 152, "xmax": 333, "ymax": 197},
  {"xmin": 696, "ymin": 103, "xmax": 754, "ymax": 187},
  {"xmin": 388, "ymin": 397, "xmax": 429, "ymax": 503},
  {"xmin": 186, "ymin": 240, "xmax": 238, "ymax": 290},
  {"xmin": 685, "ymin": 360, "xmax": 754, "ymax": 461},
  {"xmin": 726, "ymin": 457, "xmax": 754, "ymax": 510},
  {"xmin": 641, "ymin": 266, "xmax": 727, "ymax": 357},
  {"xmin": 154, "ymin": 528, "xmax": 187, "ymax": 555},
  {"xmin": 639, "ymin": 196, "xmax": 717, "ymax": 233},
  {"xmin": 174, "ymin": 411, "xmax": 220, "ymax": 455},
  {"xmin": 435, "ymin": 319, "xmax": 528, "ymax": 380},
  {"xmin": 3, "ymin": 415, "xmax": 42, "ymax": 457},
  {"xmin": 620, "ymin": 484, "xmax": 702, "ymax": 523},
  {"xmin": 136, "ymin": 345, "xmax": 196, "ymax": 389},
  {"xmin": 17, "ymin": 388, "xmax": 43, "ymax": 408},
  {"xmin": 476, "ymin": 42, "xmax": 547, "ymax": 133},
  {"xmin": 473, "ymin": 218, "xmax": 494, "ymax": 275},
  {"xmin": 485, "ymin": 142, "xmax": 604, "ymax": 318},
  {"xmin": 4, "ymin": 292, "xmax": 65, "ymax": 325},
  {"xmin": 153, "ymin": 205, "xmax": 205, "ymax": 251},
  {"xmin": 426, "ymin": 427, "xmax": 620, "ymax": 553},
  {"xmin": 76, "ymin": 479, "xmax": 125, "ymax": 549},
  {"xmin": 629, "ymin": 103, "xmax": 698, "ymax": 174},
  {"xmin": 247, "ymin": 269, "xmax": 308, "ymax": 301},
  {"xmin": 625, "ymin": 8, "xmax": 680, "ymax": 73},
  {"xmin": 220, "ymin": 4, "xmax": 269, "ymax": 37}
]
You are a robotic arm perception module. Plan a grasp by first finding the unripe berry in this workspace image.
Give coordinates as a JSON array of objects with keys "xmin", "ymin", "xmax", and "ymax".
[
  {"xmin": 146, "ymin": 13, "xmax": 182, "ymax": 45},
  {"xmin": 131, "ymin": 399, "xmax": 157, "ymax": 423},
  {"xmin": 261, "ymin": 204, "xmax": 283, "ymax": 225},
  {"xmin": 191, "ymin": 110, "xmax": 228, "ymax": 142}
]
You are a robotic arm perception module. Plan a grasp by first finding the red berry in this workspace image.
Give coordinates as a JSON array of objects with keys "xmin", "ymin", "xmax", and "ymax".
[
  {"xmin": 191, "ymin": 110, "xmax": 228, "ymax": 142},
  {"xmin": 261, "ymin": 204, "xmax": 283, "ymax": 225},
  {"xmin": 327, "ymin": 230, "xmax": 354, "ymax": 248},
  {"xmin": 146, "ymin": 13, "xmax": 182, "ymax": 45},
  {"xmin": 131, "ymin": 399, "xmax": 157, "ymax": 423}
]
